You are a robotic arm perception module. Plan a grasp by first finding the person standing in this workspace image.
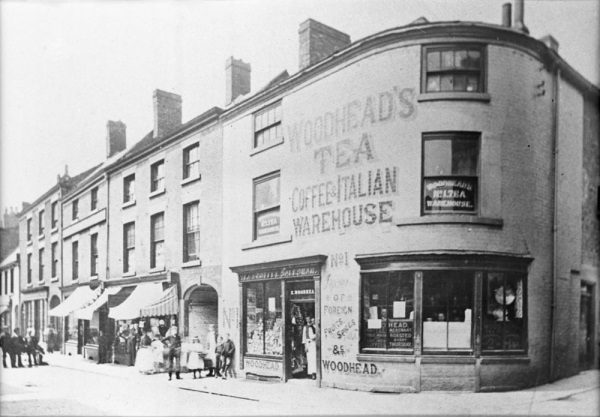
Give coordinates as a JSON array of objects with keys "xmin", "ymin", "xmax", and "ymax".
[
  {"xmin": 97, "ymin": 330, "xmax": 108, "ymax": 364},
  {"xmin": 214, "ymin": 336, "xmax": 224, "ymax": 378},
  {"xmin": 11, "ymin": 328, "xmax": 25, "ymax": 368},
  {"xmin": 303, "ymin": 317, "xmax": 317, "ymax": 380},
  {"xmin": 221, "ymin": 333, "xmax": 235, "ymax": 379},
  {"xmin": 162, "ymin": 326, "xmax": 182, "ymax": 381},
  {"xmin": 187, "ymin": 336, "xmax": 205, "ymax": 379},
  {"xmin": 1, "ymin": 328, "xmax": 10, "ymax": 368},
  {"xmin": 205, "ymin": 324, "xmax": 217, "ymax": 377},
  {"xmin": 25, "ymin": 329, "xmax": 39, "ymax": 367},
  {"xmin": 127, "ymin": 327, "xmax": 137, "ymax": 366}
]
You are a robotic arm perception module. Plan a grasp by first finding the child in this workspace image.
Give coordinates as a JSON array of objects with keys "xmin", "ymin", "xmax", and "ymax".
[
  {"xmin": 214, "ymin": 336, "xmax": 225, "ymax": 378},
  {"xmin": 187, "ymin": 336, "xmax": 205, "ymax": 379}
]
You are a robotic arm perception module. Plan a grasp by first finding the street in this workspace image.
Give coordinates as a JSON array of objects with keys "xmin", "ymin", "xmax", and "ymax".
[{"xmin": 0, "ymin": 353, "xmax": 598, "ymax": 416}]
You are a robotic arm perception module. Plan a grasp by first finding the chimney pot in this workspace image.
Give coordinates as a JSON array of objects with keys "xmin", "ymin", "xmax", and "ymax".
[
  {"xmin": 299, "ymin": 19, "xmax": 351, "ymax": 71},
  {"xmin": 514, "ymin": 0, "xmax": 529, "ymax": 34},
  {"xmin": 539, "ymin": 35, "xmax": 559, "ymax": 52},
  {"xmin": 153, "ymin": 89, "xmax": 182, "ymax": 138},
  {"xmin": 225, "ymin": 57, "xmax": 251, "ymax": 106},
  {"xmin": 106, "ymin": 120, "xmax": 127, "ymax": 158},
  {"xmin": 502, "ymin": 3, "xmax": 512, "ymax": 27}
]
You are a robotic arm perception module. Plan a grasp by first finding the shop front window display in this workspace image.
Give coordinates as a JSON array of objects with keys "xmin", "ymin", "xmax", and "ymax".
[{"xmin": 245, "ymin": 281, "xmax": 282, "ymax": 356}]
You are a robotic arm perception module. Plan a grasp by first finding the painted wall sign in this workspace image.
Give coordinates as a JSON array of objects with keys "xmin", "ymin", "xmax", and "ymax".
[
  {"xmin": 256, "ymin": 212, "xmax": 280, "ymax": 238},
  {"xmin": 238, "ymin": 266, "xmax": 320, "ymax": 282},
  {"xmin": 423, "ymin": 177, "xmax": 477, "ymax": 213},
  {"xmin": 322, "ymin": 360, "xmax": 380, "ymax": 376},
  {"xmin": 244, "ymin": 358, "xmax": 282, "ymax": 374}
]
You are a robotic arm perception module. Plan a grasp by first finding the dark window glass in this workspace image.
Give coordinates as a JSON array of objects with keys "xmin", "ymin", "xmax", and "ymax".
[
  {"xmin": 91, "ymin": 187, "xmax": 98, "ymax": 211},
  {"xmin": 38, "ymin": 210, "xmax": 45, "ymax": 235},
  {"xmin": 123, "ymin": 222, "xmax": 135, "ymax": 273},
  {"xmin": 183, "ymin": 202, "xmax": 200, "ymax": 262},
  {"xmin": 151, "ymin": 160, "xmax": 165, "ymax": 192},
  {"xmin": 72, "ymin": 199, "xmax": 79, "ymax": 220},
  {"xmin": 72, "ymin": 241, "xmax": 79, "ymax": 280},
  {"xmin": 27, "ymin": 218, "xmax": 32, "ymax": 241},
  {"xmin": 51, "ymin": 242, "xmax": 58, "ymax": 277},
  {"xmin": 150, "ymin": 213, "xmax": 164, "ymax": 269},
  {"xmin": 253, "ymin": 173, "xmax": 280, "ymax": 240},
  {"xmin": 123, "ymin": 174, "xmax": 135, "ymax": 203},
  {"xmin": 51, "ymin": 202, "xmax": 58, "ymax": 229},
  {"xmin": 254, "ymin": 102, "xmax": 282, "ymax": 148},
  {"xmin": 27, "ymin": 253, "xmax": 32, "ymax": 284},
  {"xmin": 90, "ymin": 233, "xmax": 98, "ymax": 275},
  {"xmin": 38, "ymin": 248, "xmax": 45, "ymax": 281},
  {"xmin": 183, "ymin": 144, "xmax": 199, "ymax": 180}
]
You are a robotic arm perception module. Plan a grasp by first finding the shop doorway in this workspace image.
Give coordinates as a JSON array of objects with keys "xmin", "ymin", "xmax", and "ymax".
[
  {"xmin": 187, "ymin": 284, "xmax": 218, "ymax": 345},
  {"xmin": 579, "ymin": 283, "xmax": 595, "ymax": 370},
  {"xmin": 286, "ymin": 281, "xmax": 316, "ymax": 380}
]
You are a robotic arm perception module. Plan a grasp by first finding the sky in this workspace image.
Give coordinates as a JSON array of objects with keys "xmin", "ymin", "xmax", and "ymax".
[{"xmin": 1, "ymin": 0, "xmax": 599, "ymax": 220}]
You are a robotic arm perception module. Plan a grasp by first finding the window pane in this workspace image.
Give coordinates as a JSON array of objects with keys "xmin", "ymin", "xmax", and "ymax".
[
  {"xmin": 482, "ymin": 273, "xmax": 525, "ymax": 351},
  {"xmin": 466, "ymin": 75, "xmax": 479, "ymax": 92},
  {"xmin": 455, "ymin": 50, "xmax": 468, "ymax": 69},
  {"xmin": 427, "ymin": 51, "xmax": 440, "ymax": 72},
  {"xmin": 387, "ymin": 272, "xmax": 414, "ymax": 349},
  {"xmin": 246, "ymin": 283, "xmax": 265, "ymax": 354},
  {"xmin": 255, "ymin": 208, "xmax": 280, "ymax": 238},
  {"xmin": 426, "ymin": 75, "xmax": 440, "ymax": 92},
  {"xmin": 274, "ymin": 104, "xmax": 282, "ymax": 122},
  {"xmin": 454, "ymin": 75, "xmax": 467, "ymax": 91},
  {"xmin": 362, "ymin": 273, "xmax": 388, "ymax": 349},
  {"xmin": 424, "ymin": 139, "xmax": 453, "ymax": 176},
  {"xmin": 254, "ymin": 113, "xmax": 263, "ymax": 131},
  {"xmin": 422, "ymin": 271, "xmax": 473, "ymax": 350},
  {"xmin": 451, "ymin": 139, "xmax": 478, "ymax": 175},
  {"xmin": 440, "ymin": 74, "xmax": 453, "ymax": 91},
  {"xmin": 468, "ymin": 50, "xmax": 481, "ymax": 69},
  {"xmin": 441, "ymin": 50, "xmax": 454, "ymax": 69},
  {"xmin": 264, "ymin": 281, "xmax": 283, "ymax": 355},
  {"xmin": 255, "ymin": 176, "xmax": 280, "ymax": 211}
]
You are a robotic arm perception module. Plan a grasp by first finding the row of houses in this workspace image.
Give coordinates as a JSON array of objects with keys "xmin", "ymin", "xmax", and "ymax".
[{"xmin": 6, "ymin": 2, "xmax": 600, "ymax": 392}]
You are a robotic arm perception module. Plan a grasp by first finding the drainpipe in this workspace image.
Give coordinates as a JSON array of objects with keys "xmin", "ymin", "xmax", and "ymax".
[{"xmin": 549, "ymin": 64, "xmax": 561, "ymax": 382}]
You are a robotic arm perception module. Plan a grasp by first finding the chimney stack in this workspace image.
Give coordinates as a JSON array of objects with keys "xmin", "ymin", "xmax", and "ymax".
[
  {"xmin": 502, "ymin": 3, "xmax": 512, "ymax": 27},
  {"xmin": 299, "ymin": 19, "xmax": 351, "ymax": 71},
  {"xmin": 539, "ymin": 35, "xmax": 559, "ymax": 53},
  {"xmin": 514, "ymin": 0, "xmax": 529, "ymax": 34},
  {"xmin": 106, "ymin": 120, "xmax": 127, "ymax": 158},
  {"xmin": 153, "ymin": 89, "xmax": 182, "ymax": 138},
  {"xmin": 225, "ymin": 57, "xmax": 251, "ymax": 106}
]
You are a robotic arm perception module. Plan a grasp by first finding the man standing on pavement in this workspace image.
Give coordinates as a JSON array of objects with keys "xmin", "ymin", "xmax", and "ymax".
[
  {"xmin": 127, "ymin": 326, "xmax": 138, "ymax": 366},
  {"xmin": 221, "ymin": 333, "xmax": 235, "ymax": 379},
  {"xmin": 11, "ymin": 328, "xmax": 25, "ymax": 367},
  {"xmin": 1, "ymin": 328, "xmax": 10, "ymax": 367},
  {"xmin": 162, "ymin": 326, "xmax": 182, "ymax": 381},
  {"xmin": 97, "ymin": 330, "xmax": 107, "ymax": 364}
]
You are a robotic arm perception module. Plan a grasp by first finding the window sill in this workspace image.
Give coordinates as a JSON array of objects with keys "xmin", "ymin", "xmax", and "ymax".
[
  {"xmin": 250, "ymin": 138, "xmax": 284, "ymax": 156},
  {"xmin": 27, "ymin": 239, "xmax": 33, "ymax": 246},
  {"xmin": 181, "ymin": 175, "xmax": 201, "ymax": 187},
  {"xmin": 149, "ymin": 267, "xmax": 165, "ymax": 274},
  {"xmin": 38, "ymin": 234, "xmax": 45, "ymax": 241},
  {"xmin": 417, "ymin": 92, "xmax": 491, "ymax": 103},
  {"xmin": 480, "ymin": 356, "xmax": 530, "ymax": 364},
  {"xmin": 90, "ymin": 274, "xmax": 99, "ymax": 280},
  {"xmin": 122, "ymin": 200, "xmax": 136, "ymax": 209},
  {"xmin": 357, "ymin": 353, "xmax": 416, "ymax": 363},
  {"xmin": 51, "ymin": 227, "xmax": 58, "ymax": 234},
  {"xmin": 38, "ymin": 280, "xmax": 45, "ymax": 285},
  {"xmin": 420, "ymin": 356, "xmax": 476, "ymax": 364},
  {"xmin": 149, "ymin": 189, "xmax": 166, "ymax": 199},
  {"xmin": 122, "ymin": 271, "xmax": 136, "ymax": 278},
  {"xmin": 396, "ymin": 215, "xmax": 503, "ymax": 228},
  {"xmin": 243, "ymin": 353, "xmax": 283, "ymax": 361},
  {"xmin": 26, "ymin": 282, "xmax": 33, "ymax": 288},
  {"xmin": 51, "ymin": 276, "xmax": 59, "ymax": 283},
  {"xmin": 182, "ymin": 259, "xmax": 202, "ymax": 269},
  {"xmin": 242, "ymin": 235, "xmax": 293, "ymax": 251}
]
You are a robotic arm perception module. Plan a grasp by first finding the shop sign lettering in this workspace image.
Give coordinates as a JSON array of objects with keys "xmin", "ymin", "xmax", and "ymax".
[
  {"xmin": 322, "ymin": 360, "xmax": 379, "ymax": 375},
  {"xmin": 288, "ymin": 87, "xmax": 416, "ymax": 155},
  {"xmin": 239, "ymin": 266, "xmax": 320, "ymax": 282},
  {"xmin": 423, "ymin": 177, "xmax": 477, "ymax": 213},
  {"xmin": 244, "ymin": 358, "xmax": 282, "ymax": 371},
  {"xmin": 323, "ymin": 305, "xmax": 353, "ymax": 315}
]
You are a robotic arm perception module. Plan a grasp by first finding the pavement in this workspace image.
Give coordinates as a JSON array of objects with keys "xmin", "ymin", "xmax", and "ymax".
[{"xmin": 40, "ymin": 352, "xmax": 600, "ymax": 416}]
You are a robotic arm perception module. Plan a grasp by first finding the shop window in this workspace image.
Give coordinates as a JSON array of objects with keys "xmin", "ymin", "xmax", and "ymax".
[
  {"xmin": 91, "ymin": 187, "xmax": 98, "ymax": 211},
  {"xmin": 245, "ymin": 281, "xmax": 283, "ymax": 356},
  {"xmin": 72, "ymin": 241, "xmax": 79, "ymax": 280},
  {"xmin": 51, "ymin": 242, "xmax": 58, "ymax": 278},
  {"xmin": 422, "ymin": 271, "xmax": 474, "ymax": 351},
  {"xmin": 27, "ymin": 218, "xmax": 32, "ymax": 241},
  {"xmin": 150, "ymin": 213, "xmax": 165, "ymax": 269},
  {"xmin": 123, "ymin": 174, "xmax": 135, "ymax": 203},
  {"xmin": 51, "ymin": 201, "xmax": 58, "ymax": 229},
  {"xmin": 422, "ymin": 133, "xmax": 479, "ymax": 214},
  {"xmin": 482, "ymin": 272, "xmax": 526, "ymax": 352},
  {"xmin": 422, "ymin": 45, "xmax": 485, "ymax": 93},
  {"xmin": 183, "ymin": 143, "xmax": 199, "ymax": 180},
  {"xmin": 253, "ymin": 102, "xmax": 282, "ymax": 149},
  {"xmin": 72, "ymin": 199, "xmax": 79, "ymax": 220},
  {"xmin": 27, "ymin": 253, "xmax": 32, "ymax": 284},
  {"xmin": 361, "ymin": 271, "xmax": 415, "ymax": 352},
  {"xmin": 151, "ymin": 160, "xmax": 165, "ymax": 193},
  {"xmin": 253, "ymin": 172, "xmax": 280, "ymax": 240},
  {"xmin": 90, "ymin": 233, "xmax": 98, "ymax": 276},
  {"xmin": 183, "ymin": 201, "xmax": 200, "ymax": 262},
  {"xmin": 38, "ymin": 248, "xmax": 45, "ymax": 281},
  {"xmin": 38, "ymin": 210, "xmax": 45, "ymax": 235},
  {"xmin": 123, "ymin": 222, "xmax": 135, "ymax": 273}
]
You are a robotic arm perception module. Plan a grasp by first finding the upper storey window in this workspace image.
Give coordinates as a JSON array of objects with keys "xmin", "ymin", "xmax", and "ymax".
[
  {"xmin": 423, "ymin": 46, "xmax": 485, "ymax": 94},
  {"xmin": 183, "ymin": 144, "xmax": 200, "ymax": 181},
  {"xmin": 123, "ymin": 174, "xmax": 135, "ymax": 204},
  {"xmin": 422, "ymin": 133, "xmax": 479, "ymax": 215},
  {"xmin": 91, "ymin": 187, "xmax": 98, "ymax": 211},
  {"xmin": 253, "ymin": 102, "xmax": 282, "ymax": 149},
  {"xmin": 151, "ymin": 160, "xmax": 165, "ymax": 193},
  {"xmin": 51, "ymin": 201, "xmax": 58, "ymax": 229},
  {"xmin": 253, "ymin": 172, "xmax": 280, "ymax": 240}
]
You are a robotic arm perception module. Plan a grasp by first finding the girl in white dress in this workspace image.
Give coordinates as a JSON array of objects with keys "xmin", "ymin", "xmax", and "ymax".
[
  {"xmin": 187, "ymin": 336, "xmax": 205, "ymax": 379},
  {"xmin": 135, "ymin": 331, "xmax": 155, "ymax": 374}
]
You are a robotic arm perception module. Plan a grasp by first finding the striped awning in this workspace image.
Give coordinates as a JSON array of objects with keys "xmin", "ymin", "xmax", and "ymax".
[
  {"xmin": 140, "ymin": 285, "xmax": 179, "ymax": 318},
  {"xmin": 74, "ymin": 287, "xmax": 121, "ymax": 321},
  {"xmin": 108, "ymin": 283, "xmax": 164, "ymax": 320},
  {"xmin": 49, "ymin": 286, "xmax": 101, "ymax": 317}
]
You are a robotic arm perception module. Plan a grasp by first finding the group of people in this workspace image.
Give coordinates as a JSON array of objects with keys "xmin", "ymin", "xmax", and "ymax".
[
  {"xmin": 133, "ymin": 323, "xmax": 235, "ymax": 381},
  {"xmin": 1, "ymin": 327, "xmax": 47, "ymax": 368}
]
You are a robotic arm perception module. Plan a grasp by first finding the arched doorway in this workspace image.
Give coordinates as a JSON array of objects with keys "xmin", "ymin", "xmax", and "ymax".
[{"xmin": 186, "ymin": 284, "xmax": 218, "ymax": 346}]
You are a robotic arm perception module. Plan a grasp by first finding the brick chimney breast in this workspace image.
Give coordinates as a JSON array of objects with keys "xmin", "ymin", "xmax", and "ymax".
[
  {"xmin": 299, "ymin": 19, "xmax": 351, "ymax": 71},
  {"xmin": 153, "ymin": 89, "xmax": 182, "ymax": 138},
  {"xmin": 106, "ymin": 120, "xmax": 127, "ymax": 158},
  {"xmin": 225, "ymin": 57, "xmax": 251, "ymax": 106}
]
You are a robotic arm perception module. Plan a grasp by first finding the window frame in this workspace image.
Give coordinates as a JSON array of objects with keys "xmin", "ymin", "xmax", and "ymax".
[
  {"xmin": 38, "ymin": 248, "xmax": 45, "ymax": 281},
  {"xmin": 72, "ymin": 241, "xmax": 79, "ymax": 280},
  {"xmin": 27, "ymin": 218, "xmax": 32, "ymax": 241},
  {"xmin": 51, "ymin": 202, "xmax": 58, "ymax": 229},
  {"xmin": 253, "ymin": 101, "xmax": 282, "ymax": 149},
  {"xmin": 38, "ymin": 210, "xmax": 45, "ymax": 236},
  {"xmin": 243, "ymin": 280, "xmax": 283, "ymax": 357},
  {"xmin": 421, "ymin": 44, "xmax": 487, "ymax": 95},
  {"xmin": 123, "ymin": 222, "xmax": 135, "ymax": 274},
  {"xmin": 91, "ymin": 187, "xmax": 98, "ymax": 211},
  {"xmin": 421, "ymin": 132, "xmax": 480, "ymax": 216},
  {"xmin": 252, "ymin": 171, "xmax": 281, "ymax": 241},
  {"xmin": 183, "ymin": 201, "xmax": 200, "ymax": 263},
  {"xmin": 27, "ymin": 253, "xmax": 32, "ymax": 284},
  {"xmin": 51, "ymin": 242, "xmax": 58, "ymax": 278},
  {"xmin": 123, "ymin": 174, "xmax": 136, "ymax": 204},
  {"xmin": 183, "ymin": 143, "xmax": 200, "ymax": 181},
  {"xmin": 150, "ymin": 160, "xmax": 165, "ymax": 193},
  {"xmin": 90, "ymin": 233, "xmax": 98, "ymax": 276},
  {"xmin": 150, "ymin": 212, "xmax": 165, "ymax": 269},
  {"xmin": 72, "ymin": 199, "xmax": 79, "ymax": 221}
]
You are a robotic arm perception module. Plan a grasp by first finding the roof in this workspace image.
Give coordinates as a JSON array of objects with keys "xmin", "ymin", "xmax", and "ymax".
[{"xmin": 0, "ymin": 247, "xmax": 18, "ymax": 268}]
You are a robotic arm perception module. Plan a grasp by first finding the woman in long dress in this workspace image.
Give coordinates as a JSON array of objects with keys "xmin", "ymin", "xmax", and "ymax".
[
  {"xmin": 303, "ymin": 317, "xmax": 317, "ymax": 380},
  {"xmin": 135, "ymin": 331, "xmax": 155, "ymax": 374},
  {"xmin": 151, "ymin": 333, "xmax": 165, "ymax": 373}
]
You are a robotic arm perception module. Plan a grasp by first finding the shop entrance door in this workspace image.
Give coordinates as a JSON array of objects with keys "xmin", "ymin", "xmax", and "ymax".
[
  {"xmin": 579, "ymin": 283, "xmax": 595, "ymax": 370},
  {"xmin": 285, "ymin": 281, "xmax": 316, "ymax": 381}
]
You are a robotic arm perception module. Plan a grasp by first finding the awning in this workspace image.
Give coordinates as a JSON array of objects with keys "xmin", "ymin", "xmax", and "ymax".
[
  {"xmin": 140, "ymin": 285, "xmax": 179, "ymax": 317},
  {"xmin": 49, "ymin": 286, "xmax": 101, "ymax": 317},
  {"xmin": 74, "ymin": 287, "xmax": 121, "ymax": 321},
  {"xmin": 108, "ymin": 283, "xmax": 164, "ymax": 320}
]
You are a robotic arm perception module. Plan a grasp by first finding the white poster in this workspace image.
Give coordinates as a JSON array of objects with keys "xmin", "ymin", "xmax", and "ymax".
[
  {"xmin": 367, "ymin": 319, "xmax": 382, "ymax": 329},
  {"xmin": 393, "ymin": 301, "xmax": 406, "ymax": 318}
]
